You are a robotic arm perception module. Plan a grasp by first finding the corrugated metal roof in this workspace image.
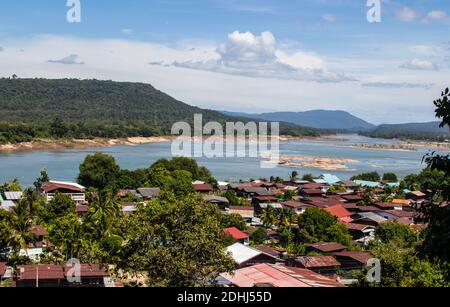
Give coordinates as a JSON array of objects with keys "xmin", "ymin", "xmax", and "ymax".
[
  {"xmin": 4, "ymin": 191, "xmax": 23, "ymax": 200},
  {"xmin": 220, "ymin": 264, "xmax": 344, "ymax": 287},
  {"xmin": 226, "ymin": 243, "xmax": 262, "ymax": 265}
]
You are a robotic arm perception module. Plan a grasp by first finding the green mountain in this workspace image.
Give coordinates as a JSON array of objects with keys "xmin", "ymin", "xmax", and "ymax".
[
  {"xmin": 222, "ymin": 110, "xmax": 375, "ymax": 131},
  {"xmin": 0, "ymin": 78, "xmax": 323, "ymax": 144}
]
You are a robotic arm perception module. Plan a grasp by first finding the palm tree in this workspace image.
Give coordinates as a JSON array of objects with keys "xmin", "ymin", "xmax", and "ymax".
[
  {"xmin": 85, "ymin": 190, "xmax": 121, "ymax": 239},
  {"xmin": 7, "ymin": 200, "xmax": 36, "ymax": 255},
  {"xmin": 261, "ymin": 207, "xmax": 277, "ymax": 228}
]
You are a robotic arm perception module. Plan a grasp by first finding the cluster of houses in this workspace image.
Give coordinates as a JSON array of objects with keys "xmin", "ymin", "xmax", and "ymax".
[
  {"xmin": 200, "ymin": 174, "xmax": 430, "ymax": 287},
  {"xmin": 0, "ymin": 174, "xmax": 431, "ymax": 287}
]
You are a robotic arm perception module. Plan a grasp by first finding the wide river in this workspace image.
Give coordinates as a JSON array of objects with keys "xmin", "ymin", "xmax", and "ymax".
[{"xmin": 0, "ymin": 134, "xmax": 440, "ymax": 186}]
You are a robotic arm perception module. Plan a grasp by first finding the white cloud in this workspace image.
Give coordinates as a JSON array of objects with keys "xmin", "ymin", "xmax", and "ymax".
[
  {"xmin": 0, "ymin": 34, "xmax": 446, "ymax": 124},
  {"xmin": 396, "ymin": 7, "xmax": 417, "ymax": 22},
  {"xmin": 400, "ymin": 58, "xmax": 439, "ymax": 71},
  {"xmin": 409, "ymin": 45, "xmax": 435, "ymax": 55},
  {"xmin": 48, "ymin": 54, "xmax": 84, "ymax": 65},
  {"xmin": 322, "ymin": 14, "xmax": 337, "ymax": 23},
  {"xmin": 171, "ymin": 31, "xmax": 356, "ymax": 83},
  {"xmin": 361, "ymin": 82, "xmax": 434, "ymax": 90},
  {"xmin": 121, "ymin": 28, "xmax": 134, "ymax": 35},
  {"xmin": 423, "ymin": 10, "xmax": 449, "ymax": 23}
]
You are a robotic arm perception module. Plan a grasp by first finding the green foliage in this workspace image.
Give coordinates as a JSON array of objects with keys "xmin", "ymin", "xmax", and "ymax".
[
  {"xmin": 297, "ymin": 207, "xmax": 351, "ymax": 246},
  {"xmin": 220, "ymin": 213, "xmax": 247, "ymax": 230},
  {"xmin": 375, "ymin": 222, "xmax": 417, "ymax": 247},
  {"xmin": 284, "ymin": 190, "xmax": 296, "ymax": 201},
  {"xmin": 251, "ymin": 227, "xmax": 267, "ymax": 245},
  {"xmin": 42, "ymin": 192, "xmax": 76, "ymax": 222},
  {"xmin": 434, "ymin": 87, "xmax": 450, "ymax": 129},
  {"xmin": 351, "ymin": 172, "xmax": 381, "ymax": 182},
  {"xmin": 78, "ymin": 153, "xmax": 121, "ymax": 190},
  {"xmin": 118, "ymin": 193, "xmax": 235, "ymax": 286},
  {"xmin": 402, "ymin": 168, "xmax": 446, "ymax": 192},
  {"xmin": 302, "ymin": 174, "xmax": 315, "ymax": 181},
  {"xmin": 151, "ymin": 157, "xmax": 212, "ymax": 181},
  {"xmin": 382, "ymin": 173, "xmax": 398, "ymax": 182},
  {"xmin": 0, "ymin": 178, "xmax": 22, "ymax": 193}
]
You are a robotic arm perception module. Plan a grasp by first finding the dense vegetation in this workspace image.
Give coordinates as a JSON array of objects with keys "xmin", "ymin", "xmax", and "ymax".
[{"xmin": 0, "ymin": 78, "xmax": 323, "ymax": 144}]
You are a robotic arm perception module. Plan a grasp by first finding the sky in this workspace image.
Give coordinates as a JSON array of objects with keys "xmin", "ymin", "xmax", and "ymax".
[{"xmin": 0, "ymin": 0, "xmax": 449, "ymax": 124}]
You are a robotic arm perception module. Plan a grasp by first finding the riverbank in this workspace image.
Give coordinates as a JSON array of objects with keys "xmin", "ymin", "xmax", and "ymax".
[
  {"xmin": 0, "ymin": 135, "xmax": 343, "ymax": 153},
  {"xmin": 0, "ymin": 137, "xmax": 174, "ymax": 153}
]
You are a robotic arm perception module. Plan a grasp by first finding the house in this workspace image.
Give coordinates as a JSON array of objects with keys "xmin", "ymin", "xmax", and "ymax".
[
  {"xmin": 137, "ymin": 188, "xmax": 161, "ymax": 200},
  {"xmin": 0, "ymin": 200, "xmax": 15, "ymax": 211},
  {"xmin": 218, "ymin": 263, "xmax": 344, "ymax": 287},
  {"xmin": 252, "ymin": 195, "xmax": 278, "ymax": 205},
  {"xmin": 3, "ymin": 191, "xmax": 23, "ymax": 201},
  {"xmin": 242, "ymin": 187, "xmax": 274, "ymax": 198},
  {"xmin": 64, "ymin": 264, "xmax": 109, "ymax": 287},
  {"xmin": 301, "ymin": 189, "xmax": 325, "ymax": 198},
  {"xmin": 226, "ymin": 243, "xmax": 281, "ymax": 268},
  {"xmin": 320, "ymin": 174, "xmax": 342, "ymax": 185},
  {"xmin": 31, "ymin": 225, "xmax": 49, "ymax": 242},
  {"xmin": 255, "ymin": 245, "xmax": 285, "ymax": 260},
  {"xmin": 281, "ymin": 201, "xmax": 313, "ymax": 215},
  {"xmin": 75, "ymin": 204, "xmax": 89, "ymax": 217},
  {"xmin": 407, "ymin": 191, "xmax": 427, "ymax": 201},
  {"xmin": 334, "ymin": 251, "xmax": 373, "ymax": 271},
  {"xmin": 301, "ymin": 183, "xmax": 325, "ymax": 190},
  {"xmin": 324, "ymin": 205, "xmax": 353, "ymax": 223},
  {"xmin": 340, "ymin": 180, "xmax": 359, "ymax": 190},
  {"xmin": 0, "ymin": 262, "xmax": 6, "ymax": 281},
  {"xmin": 223, "ymin": 227, "xmax": 250, "ymax": 245},
  {"xmin": 228, "ymin": 206, "xmax": 254, "ymax": 223},
  {"xmin": 354, "ymin": 180, "xmax": 381, "ymax": 188},
  {"xmin": 374, "ymin": 202, "xmax": 404, "ymax": 211},
  {"xmin": 193, "ymin": 184, "xmax": 213, "ymax": 194},
  {"xmin": 305, "ymin": 242, "xmax": 347, "ymax": 254},
  {"xmin": 342, "ymin": 194, "xmax": 364, "ymax": 203},
  {"xmin": 377, "ymin": 210, "xmax": 415, "ymax": 222},
  {"xmin": 122, "ymin": 202, "xmax": 138, "ymax": 215},
  {"xmin": 16, "ymin": 264, "xmax": 65, "ymax": 287},
  {"xmin": 344, "ymin": 223, "xmax": 376, "ymax": 245},
  {"xmin": 288, "ymin": 256, "xmax": 341, "ymax": 276},
  {"xmin": 203, "ymin": 195, "xmax": 229, "ymax": 211},
  {"xmin": 352, "ymin": 212, "xmax": 388, "ymax": 226},
  {"xmin": 41, "ymin": 181, "xmax": 86, "ymax": 204}
]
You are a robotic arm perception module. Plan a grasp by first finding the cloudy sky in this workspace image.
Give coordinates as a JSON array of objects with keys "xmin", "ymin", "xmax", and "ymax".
[{"xmin": 0, "ymin": 0, "xmax": 449, "ymax": 124}]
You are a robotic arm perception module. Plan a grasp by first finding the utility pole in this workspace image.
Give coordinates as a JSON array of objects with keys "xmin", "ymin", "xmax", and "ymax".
[{"xmin": 36, "ymin": 266, "xmax": 39, "ymax": 288}]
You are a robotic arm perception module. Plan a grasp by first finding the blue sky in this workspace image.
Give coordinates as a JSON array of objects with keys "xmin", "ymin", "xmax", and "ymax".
[{"xmin": 0, "ymin": 0, "xmax": 449, "ymax": 124}]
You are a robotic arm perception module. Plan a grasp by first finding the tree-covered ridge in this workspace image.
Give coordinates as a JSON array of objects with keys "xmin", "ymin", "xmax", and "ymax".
[{"xmin": 0, "ymin": 78, "xmax": 323, "ymax": 144}]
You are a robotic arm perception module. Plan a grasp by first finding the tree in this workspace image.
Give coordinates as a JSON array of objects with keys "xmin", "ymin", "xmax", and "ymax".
[
  {"xmin": 6, "ymin": 200, "xmax": 36, "ymax": 254},
  {"xmin": 284, "ymin": 190, "xmax": 296, "ymax": 201},
  {"xmin": 42, "ymin": 192, "xmax": 76, "ymax": 222},
  {"xmin": 168, "ymin": 170, "xmax": 194, "ymax": 196},
  {"xmin": 220, "ymin": 213, "xmax": 247, "ymax": 230},
  {"xmin": 151, "ymin": 157, "xmax": 212, "ymax": 181},
  {"xmin": 297, "ymin": 207, "xmax": 351, "ymax": 246},
  {"xmin": 33, "ymin": 169, "xmax": 50, "ymax": 191},
  {"xmin": 351, "ymin": 172, "xmax": 381, "ymax": 182},
  {"xmin": 78, "ymin": 153, "xmax": 121, "ymax": 190},
  {"xmin": 382, "ymin": 173, "xmax": 398, "ymax": 182},
  {"xmin": 251, "ymin": 228, "xmax": 267, "ymax": 245},
  {"xmin": 0, "ymin": 178, "xmax": 22, "ymax": 193},
  {"xmin": 302, "ymin": 174, "xmax": 315, "ymax": 181},
  {"xmin": 48, "ymin": 214, "xmax": 84, "ymax": 260},
  {"xmin": 289, "ymin": 171, "xmax": 299, "ymax": 182},
  {"xmin": 375, "ymin": 222, "xmax": 417, "ymax": 247},
  {"xmin": 118, "ymin": 193, "xmax": 234, "ymax": 286},
  {"xmin": 84, "ymin": 190, "xmax": 121, "ymax": 240}
]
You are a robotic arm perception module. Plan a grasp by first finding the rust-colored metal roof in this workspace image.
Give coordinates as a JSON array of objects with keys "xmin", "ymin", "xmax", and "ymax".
[
  {"xmin": 18, "ymin": 265, "xmax": 64, "ymax": 281},
  {"xmin": 324, "ymin": 205, "xmax": 351, "ymax": 218},
  {"xmin": 0, "ymin": 262, "xmax": 6, "ymax": 276},
  {"xmin": 223, "ymin": 227, "xmax": 249, "ymax": 240},
  {"xmin": 193, "ymin": 184, "xmax": 213, "ymax": 191},
  {"xmin": 31, "ymin": 225, "xmax": 49, "ymax": 237},
  {"xmin": 334, "ymin": 251, "xmax": 373, "ymax": 264},
  {"xmin": 64, "ymin": 264, "xmax": 108, "ymax": 278},
  {"xmin": 295, "ymin": 256, "xmax": 341, "ymax": 268},
  {"xmin": 307, "ymin": 242, "xmax": 347, "ymax": 253},
  {"xmin": 42, "ymin": 182, "xmax": 85, "ymax": 193},
  {"xmin": 220, "ymin": 263, "xmax": 343, "ymax": 287}
]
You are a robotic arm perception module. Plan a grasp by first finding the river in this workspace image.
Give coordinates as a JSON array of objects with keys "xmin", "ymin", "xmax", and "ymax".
[{"xmin": 0, "ymin": 134, "xmax": 439, "ymax": 186}]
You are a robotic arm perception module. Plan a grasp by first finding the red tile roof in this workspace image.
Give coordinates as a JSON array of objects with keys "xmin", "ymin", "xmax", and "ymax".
[
  {"xmin": 18, "ymin": 265, "xmax": 64, "ymax": 281},
  {"xmin": 324, "ymin": 205, "xmax": 351, "ymax": 219},
  {"xmin": 295, "ymin": 256, "xmax": 341, "ymax": 268},
  {"xmin": 302, "ymin": 189, "xmax": 324, "ymax": 195},
  {"xmin": 223, "ymin": 227, "xmax": 249, "ymax": 240}
]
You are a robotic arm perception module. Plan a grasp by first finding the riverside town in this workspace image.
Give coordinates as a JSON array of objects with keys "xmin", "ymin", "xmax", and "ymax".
[{"xmin": 0, "ymin": 0, "xmax": 449, "ymax": 297}]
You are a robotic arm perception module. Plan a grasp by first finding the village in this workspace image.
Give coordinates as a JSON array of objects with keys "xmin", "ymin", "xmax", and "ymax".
[{"xmin": 0, "ymin": 159, "xmax": 437, "ymax": 288}]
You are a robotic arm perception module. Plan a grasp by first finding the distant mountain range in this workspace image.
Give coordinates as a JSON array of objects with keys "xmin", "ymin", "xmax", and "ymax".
[
  {"xmin": 222, "ymin": 110, "xmax": 375, "ymax": 131},
  {"xmin": 221, "ymin": 110, "xmax": 450, "ymax": 141}
]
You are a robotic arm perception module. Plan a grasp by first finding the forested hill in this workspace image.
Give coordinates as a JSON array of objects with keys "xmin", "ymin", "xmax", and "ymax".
[
  {"xmin": 361, "ymin": 121, "xmax": 450, "ymax": 142},
  {"xmin": 0, "ymin": 78, "xmax": 322, "ymax": 144}
]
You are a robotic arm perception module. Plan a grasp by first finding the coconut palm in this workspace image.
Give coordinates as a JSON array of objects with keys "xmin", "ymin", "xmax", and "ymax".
[{"xmin": 7, "ymin": 200, "xmax": 36, "ymax": 254}]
